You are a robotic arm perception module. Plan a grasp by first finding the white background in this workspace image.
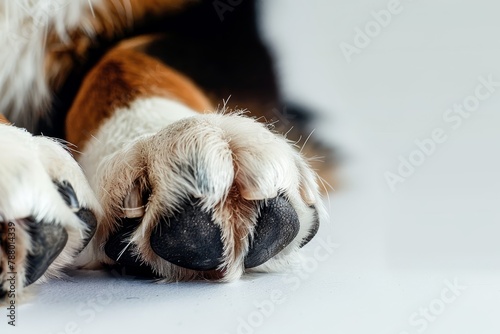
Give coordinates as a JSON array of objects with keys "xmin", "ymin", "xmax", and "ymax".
[{"xmin": 5, "ymin": 0, "xmax": 500, "ymax": 333}]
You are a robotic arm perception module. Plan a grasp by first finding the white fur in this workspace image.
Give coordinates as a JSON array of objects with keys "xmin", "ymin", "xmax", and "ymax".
[
  {"xmin": 79, "ymin": 97, "xmax": 199, "ymax": 189},
  {"xmin": 77, "ymin": 97, "xmax": 323, "ymax": 281},
  {"xmin": 0, "ymin": 123, "xmax": 102, "ymax": 299}
]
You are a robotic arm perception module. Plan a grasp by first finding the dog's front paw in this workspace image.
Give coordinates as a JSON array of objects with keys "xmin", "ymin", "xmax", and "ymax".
[
  {"xmin": 84, "ymin": 113, "xmax": 322, "ymax": 281},
  {"xmin": 0, "ymin": 124, "xmax": 100, "ymax": 301}
]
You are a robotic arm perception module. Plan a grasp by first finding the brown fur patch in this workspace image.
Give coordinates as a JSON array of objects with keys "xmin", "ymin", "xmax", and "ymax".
[
  {"xmin": 0, "ymin": 114, "xmax": 9, "ymax": 125},
  {"xmin": 65, "ymin": 42, "xmax": 213, "ymax": 150}
]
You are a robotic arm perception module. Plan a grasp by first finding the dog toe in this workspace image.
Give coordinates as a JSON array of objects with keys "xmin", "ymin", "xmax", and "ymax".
[
  {"xmin": 244, "ymin": 196, "xmax": 300, "ymax": 268},
  {"xmin": 24, "ymin": 218, "xmax": 69, "ymax": 285},
  {"xmin": 150, "ymin": 198, "xmax": 224, "ymax": 271}
]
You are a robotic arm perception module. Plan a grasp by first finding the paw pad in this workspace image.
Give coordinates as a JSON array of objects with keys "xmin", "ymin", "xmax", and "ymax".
[
  {"xmin": 150, "ymin": 198, "xmax": 224, "ymax": 271},
  {"xmin": 24, "ymin": 218, "xmax": 68, "ymax": 285},
  {"xmin": 244, "ymin": 196, "xmax": 300, "ymax": 268}
]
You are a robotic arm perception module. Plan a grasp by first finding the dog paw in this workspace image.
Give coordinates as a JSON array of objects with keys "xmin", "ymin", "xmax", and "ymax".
[
  {"xmin": 82, "ymin": 113, "xmax": 322, "ymax": 281},
  {"xmin": 0, "ymin": 124, "xmax": 100, "ymax": 301}
]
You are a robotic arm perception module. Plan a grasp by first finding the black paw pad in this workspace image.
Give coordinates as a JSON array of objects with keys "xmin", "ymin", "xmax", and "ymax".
[
  {"xmin": 150, "ymin": 199, "xmax": 224, "ymax": 271},
  {"xmin": 105, "ymin": 218, "xmax": 143, "ymax": 267},
  {"xmin": 299, "ymin": 206, "xmax": 319, "ymax": 248},
  {"xmin": 25, "ymin": 219, "xmax": 68, "ymax": 286},
  {"xmin": 244, "ymin": 196, "xmax": 300, "ymax": 268}
]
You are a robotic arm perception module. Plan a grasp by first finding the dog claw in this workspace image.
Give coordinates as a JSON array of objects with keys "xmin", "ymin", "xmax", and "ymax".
[
  {"xmin": 24, "ymin": 218, "xmax": 68, "ymax": 286},
  {"xmin": 55, "ymin": 180, "xmax": 97, "ymax": 251},
  {"xmin": 240, "ymin": 189, "xmax": 278, "ymax": 201},
  {"xmin": 55, "ymin": 181, "xmax": 79, "ymax": 211},
  {"xmin": 150, "ymin": 199, "xmax": 224, "ymax": 271},
  {"xmin": 244, "ymin": 196, "xmax": 300, "ymax": 268},
  {"xmin": 76, "ymin": 208, "xmax": 97, "ymax": 251}
]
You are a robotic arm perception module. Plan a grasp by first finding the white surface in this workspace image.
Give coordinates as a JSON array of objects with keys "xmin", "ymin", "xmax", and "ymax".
[{"xmin": 4, "ymin": 0, "xmax": 500, "ymax": 333}]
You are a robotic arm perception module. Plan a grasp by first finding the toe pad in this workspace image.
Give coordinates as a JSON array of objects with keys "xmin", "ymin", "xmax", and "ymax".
[
  {"xmin": 150, "ymin": 199, "xmax": 224, "ymax": 271},
  {"xmin": 24, "ymin": 218, "xmax": 68, "ymax": 285},
  {"xmin": 244, "ymin": 196, "xmax": 300, "ymax": 268}
]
